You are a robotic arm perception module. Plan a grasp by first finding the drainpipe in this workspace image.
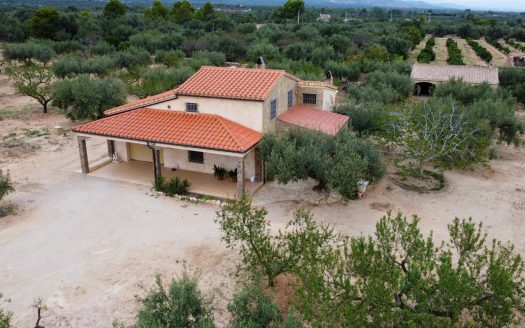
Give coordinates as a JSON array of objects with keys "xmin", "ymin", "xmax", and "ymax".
[{"xmin": 147, "ymin": 141, "xmax": 161, "ymax": 180}]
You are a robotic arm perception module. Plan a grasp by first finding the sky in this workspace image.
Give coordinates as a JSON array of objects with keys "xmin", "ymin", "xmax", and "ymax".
[{"xmin": 425, "ymin": 0, "xmax": 524, "ymax": 11}]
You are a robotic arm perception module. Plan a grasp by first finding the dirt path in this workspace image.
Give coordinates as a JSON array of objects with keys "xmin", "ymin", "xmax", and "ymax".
[
  {"xmin": 433, "ymin": 37, "xmax": 448, "ymax": 64},
  {"xmin": 478, "ymin": 38, "xmax": 511, "ymax": 67}
]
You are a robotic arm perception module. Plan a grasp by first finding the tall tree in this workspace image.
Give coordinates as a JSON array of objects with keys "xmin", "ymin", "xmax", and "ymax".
[
  {"xmin": 103, "ymin": 0, "xmax": 126, "ymax": 18},
  {"xmin": 5, "ymin": 62, "xmax": 54, "ymax": 113},
  {"xmin": 171, "ymin": 0, "xmax": 194, "ymax": 24},
  {"xmin": 195, "ymin": 2, "xmax": 215, "ymax": 21},
  {"xmin": 29, "ymin": 8, "xmax": 61, "ymax": 39},
  {"xmin": 144, "ymin": 0, "xmax": 169, "ymax": 20},
  {"xmin": 274, "ymin": 0, "xmax": 304, "ymax": 20}
]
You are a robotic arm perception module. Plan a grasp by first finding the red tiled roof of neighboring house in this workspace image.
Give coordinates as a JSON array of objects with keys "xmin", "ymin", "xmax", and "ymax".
[
  {"xmin": 73, "ymin": 108, "xmax": 261, "ymax": 153},
  {"xmin": 104, "ymin": 89, "xmax": 179, "ymax": 116},
  {"xmin": 277, "ymin": 104, "xmax": 349, "ymax": 136},
  {"xmin": 410, "ymin": 63, "xmax": 499, "ymax": 85},
  {"xmin": 175, "ymin": 66, "xmax": 292, "ymax": 101}
]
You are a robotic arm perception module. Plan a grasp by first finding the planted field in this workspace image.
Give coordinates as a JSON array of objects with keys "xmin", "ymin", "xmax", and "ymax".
[
  {"xmin": 478, "ymin": 38, "xmax": 512, "ymax": 67},
  {"xmin": 453, "ymin": 38, "xmax": 488, "ymax": 66},
  {"xmin": 408, "ymin": 35, "xmax": 431, "ymax": 63},
  {"xmin": 446, "ymin": 38, "xmax": 464, "ymax": 65},
  {"xmin": 416, "ymin": 37, "xmax": 436, "ymax": 63},
  {"xmin": 467, "ymin": 38, "xmax": 493, "ymax": 63},
  {"xmin": 433, "ymin": 37, "xmax": 449, "ymax": 64}
]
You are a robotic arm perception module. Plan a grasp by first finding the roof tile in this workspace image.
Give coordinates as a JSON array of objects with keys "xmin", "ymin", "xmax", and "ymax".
[
  {"xmin": 277, "ymin": 104, "xmax": 349, "ymax": 136},
  {"xmin": 73, "ymin": 108, "xmax": 261, "ymax": 153},
  {"xmin": 411, "ymin": 63, "xmax": 499, "ymax": 85}
]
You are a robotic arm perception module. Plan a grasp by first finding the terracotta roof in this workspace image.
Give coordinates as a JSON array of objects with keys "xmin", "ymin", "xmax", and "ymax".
[
  {"xmin": 175, "ymin": 66, "xmax": 290, "ymax": 101},
  {"xmin": 411, "ymin": 63, "xmax": 499, "ymax": 85},
  {"xmin": 277, "ymin": 104, "xmax": 349, "ymax": 136},
  {"xmin": 73, "ymin": 109, "xmax": 261, "ymax": 153},
  {"xmin": 104, "ymin": 89, "xmax": 178, "ymax": 116}
]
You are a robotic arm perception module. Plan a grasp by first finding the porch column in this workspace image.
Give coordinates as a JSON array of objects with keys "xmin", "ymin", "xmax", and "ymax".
[
  {"xmin": 151, "ymin": 148, "xmax": 162, "ymax": 180},
  {"xmin": 107, "ymin": 140, "xmax": 115, "ymax": 157},
  {"xmin": 237, "ymin": 156, "xmax": 245, "ymax": 196},
  {"xmin": 77, "ymin": 136, "xmax": 89, "ymax": 174}
]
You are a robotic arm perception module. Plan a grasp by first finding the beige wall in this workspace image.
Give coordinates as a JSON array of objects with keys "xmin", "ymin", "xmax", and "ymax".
[
  {"xmin": 149, "ymin": 96, "xmax": 265, "ymax": 132},
  {"xmin": 322, "ymin": 89, "xmax": 337, "ymax": 111},
  {"xmin": 129, "ymin": 143, "xmax": 164, "ymax": 163},
  {"xmin": 114, "ymin": 141, "xmax": 130, "ymax": 161},
  {"xmin": 163, "ymin": 148, "xmax": 256, "ymax": 178},
  {"xmin": 262, "ymin": 76, "xmax": 298, "ymax": 132}
]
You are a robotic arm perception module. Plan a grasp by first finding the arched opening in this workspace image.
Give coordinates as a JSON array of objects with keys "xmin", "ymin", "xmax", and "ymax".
[{"xmin": 414, "ymin": 82, "xmax": 436, "ymax": 96}]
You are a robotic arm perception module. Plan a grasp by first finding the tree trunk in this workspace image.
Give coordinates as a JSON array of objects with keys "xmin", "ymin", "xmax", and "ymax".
[{"xmin": 42, "ymin": 102, "xmax": 48, "ymax": 114}]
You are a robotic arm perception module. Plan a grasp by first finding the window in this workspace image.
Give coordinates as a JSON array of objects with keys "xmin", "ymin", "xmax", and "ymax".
[
  {"xmin": 302, "ymin": 93, "xmax": 317, "ymax": 105},
  {"xmin": 270, "ymin": 99, "xmax": 277, "ymax": 119},
  {"xmin": 287, "ymin": 90, "xmax": 293, "ymax": 109},
  {"xmin": 186, "ymin": 102, "xmax": 198, "ymax": 113},
  {"xmin": 188, "ymin": 151, "xmax": 204, "ymax": 164}
]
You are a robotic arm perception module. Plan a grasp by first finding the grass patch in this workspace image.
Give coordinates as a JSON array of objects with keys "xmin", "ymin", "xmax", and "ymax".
[
  {"xmin": 23, "ymin": 128, "xmax": 49, "ymax": 138},
  {"xmin": 393, "ymin": 167, "xmax": 446, "ymax": 193}
]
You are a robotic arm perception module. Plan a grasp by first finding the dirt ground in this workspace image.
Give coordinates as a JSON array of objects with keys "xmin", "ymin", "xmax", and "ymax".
[
  {"xmin": 1, "ymin": 73, "xmax": 525, "ymax": 327},
  {"xmin": 454, "ymin": 37, "xmax": 489, "ymax": 66},
  {"xmin": 478, "ymin": 38, "xmax": 512, "ymax": 67},
  {"xmin": 433, "ymin": 37, "xmax": 449, "ymax": 64}
]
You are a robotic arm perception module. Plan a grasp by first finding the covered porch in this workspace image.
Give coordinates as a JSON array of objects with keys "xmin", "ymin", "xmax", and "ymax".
[{"xmin": 88, "ymin": 160, "xmax": 263, "ymax": 199}]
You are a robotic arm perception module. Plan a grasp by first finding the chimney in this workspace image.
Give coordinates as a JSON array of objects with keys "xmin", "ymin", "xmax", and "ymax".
[
  {"xmin": 325, "ymin": 70, "xmax": 333, "ymax": 85},
  {"xmin": 256, "ymin": 57, "xmax": 265, "ymax": 69}
]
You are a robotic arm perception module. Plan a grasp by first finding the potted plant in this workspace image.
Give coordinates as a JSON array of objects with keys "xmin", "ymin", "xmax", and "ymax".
[
  {"xmin": 213, "ymin": 165, "xmax": 226, "ymax": 180},
  {"xmin": 228, "ymin": 168, "xmax": 238, "ymax": 182}
]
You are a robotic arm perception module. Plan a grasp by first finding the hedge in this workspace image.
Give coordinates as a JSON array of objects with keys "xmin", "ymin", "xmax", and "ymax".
[
  {"xmin": 467, "ymin": 38, "xmax": 492, "ymax": 63},
  {"xmin": 446, "ymin": 38, "xmax": 464, "ymax": 65}
]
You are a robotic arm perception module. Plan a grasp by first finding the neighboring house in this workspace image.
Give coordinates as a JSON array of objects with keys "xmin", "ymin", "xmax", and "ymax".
[
  {"xmin": 72, "ymin": 65, "xmax": 347, "ymax": 198},
  {"xmin": 318, "ymin": 14, "xmax": 331, "ymax": 22},
  {"xmin": 411, "ymin": 63, "xmax": 499, "ymax": 96}
]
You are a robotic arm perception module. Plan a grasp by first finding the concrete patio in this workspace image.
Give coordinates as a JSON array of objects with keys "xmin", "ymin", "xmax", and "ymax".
[{"xmin": 89, "ymin": 160, "xmax": 263, "ymax": 199}]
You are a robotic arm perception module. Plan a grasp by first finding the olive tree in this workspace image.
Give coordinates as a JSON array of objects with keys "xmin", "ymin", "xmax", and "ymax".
[
  {"xmin": 135, "ymin": 272, "xmax": 215, "ymax": 328},
  {"xmin": 216, "ymin": 195, "xmax": 334, "ymax": 287},
  {"xmin": 5, "ymin": 62, "xmax": 54, "ymax": 113},
  {"xmin": 52, "ymin": 75, "xmax": 126, "ymax": 121},
  {"xmin": 386, "ymin": 98, "xmax": 491, "ymax": 173},
  {"xmin": 296, "ymin": 212, "xmax": 525, "ymax": 327}
]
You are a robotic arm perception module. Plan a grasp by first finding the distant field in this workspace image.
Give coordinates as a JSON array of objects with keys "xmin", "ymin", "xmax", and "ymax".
[{"xmin": 478, "ymin": 38, "xmax": 511, "ymax": 67}]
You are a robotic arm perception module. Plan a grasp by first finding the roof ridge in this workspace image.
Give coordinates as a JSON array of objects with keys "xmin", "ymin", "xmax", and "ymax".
[{"xmin": 215, "ymin": 115, "xmax": 244, "ymax": 151}]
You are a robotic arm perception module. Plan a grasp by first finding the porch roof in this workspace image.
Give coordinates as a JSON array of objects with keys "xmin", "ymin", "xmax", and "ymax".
[
  {"xmin": 72, "ymin": 108, "xmax": 261, "ymax": 153},
  {"xmin": 277, "ymin": 104, "xmax": 349, "ymax": 136}
]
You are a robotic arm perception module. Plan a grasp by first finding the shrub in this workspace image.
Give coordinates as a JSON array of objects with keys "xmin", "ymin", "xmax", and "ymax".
[
  {"xmin": 348, "ymin": 70, "xmax": 412, "ymax": 105},
  {"xmin": 0, "ymin": 170, "xmax": 14, "ymax": 202},
  {"xmin": 416, "ymin": 37, "xmax": 436, "ymax": 63},
  {"xmin": 324, "ymin": 61, "xmax": 360, "ymax": 82},
  {"xmin": 446, "ymin": 38, "xmax": 464, "ymax": 65},
  {"xmin": 112, "ymin": 47, "xmax": 151, "ymax": 69},
  {"xmin": 499, "ymin": 68, "xmax": 525, "ymax": 105},
  {"xmin": 135, "ymin": 273, "xmax": 215, "ymax": 328},
  {"xmin": 227, "ymin": 279, "xmax": 281, "ymax": 328},
  {"xmin": 486, "ymin": 38, "xmax": 510, "ymax": 55},
  {"xmin": 52, "ymin": 75, "xmax": 127, "ymax": 120},
  {"xmin": 153, "ymin": 176, "xmax": 191, "ymax": 196},
  {"xmin": 0, "ymin": 293, "xmax": 12, "ymax": 328},
  {"xmin": 260, "ymin": 129, "xmax": 384, "ymax": 199},
  {"xmin": 467, "ymin": 38, "xmax": 492, "ymax": 63},
  {"xmin": 246, "ymin": 42, "xmax": 281, "ymax": 62},
  {"xmin": 2, "ymin": 42, "xmax": 56, "ymax": 65},
  {"xmin": 154, "ymin": 49, "xmax": 185, "ymax": 67},
  {"xmin": 89, "ymin": 42, "xmax": 116, "ymax": 56},
  {"xmin": 132, "ymin": 66, "xmax": 194, "ymax": 98},
  {"xmin": 52, "ymin": 54, "xmax": 116, "ymax": 78},
  {"xmin": 334, "ymin": 102, "xmax": 388, "ymax": 137}
]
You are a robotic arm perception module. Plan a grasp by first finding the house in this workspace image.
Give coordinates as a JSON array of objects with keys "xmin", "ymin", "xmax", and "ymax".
[
  {"xmin": 410, "ymin": 63, "xmax": 499, "ymax": 96},
  {"xmin": 72, "ymin": 65, "xmax": 348, "ymax": 199},
  {"xmin": 318, "ymin": 14, "xmax": 331, "ymax": 22}
]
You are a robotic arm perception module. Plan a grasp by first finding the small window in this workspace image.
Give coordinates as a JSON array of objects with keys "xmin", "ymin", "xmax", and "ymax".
[
  {"xmin": 186, "ymin": 103, "xmax": 198, "ymax": 113},
  {"xmin": 270, "ymin": 99, "xmax": 277, "ymax": 119},
  {"xmin": 287, "ymin": 90, "xmax": 293, "ymax": 109},
  {"xmin": 302, "ymin": 93, "xmax": 317, "ymax": 105},
  {"xmin": 188, "ymin": 151, "xmax": 204, "ymax": 164}
]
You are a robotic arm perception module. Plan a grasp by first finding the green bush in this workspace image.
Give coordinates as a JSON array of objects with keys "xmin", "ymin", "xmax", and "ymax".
[
  {"xmin": 2, "ymin": 42, "xmax": 56, "ymax": 65},
  {"xmin": 112, "ymin": 47, "xmax": 151, "ymax": 69},
  {"xmin": 446, "ymin": 38, "xmax": 464, "ymax": 65},
  {"xmin": 260, "ymin": 129, "xmax": 384, "ymax": 199},
  {"xmin": 467, "ymin": 38, "xmax": 492, "ymax": 63},
  {"xmin": 0, "ymin": 293, "xmax": 12, "ymax": 328},
  {"xmin": 52, "ymin": 54, "xmax": 116, "ymax": 78},
  {"xmin": 89, "ymin": 42, "xmax": 116, "ymax": 56},
  {"xmin": 324, "ymin": 61, "xmax": 360, "ymax": 82},
  {"xmin": 154, "ymin": 49, "xmax": 185, "ymax": 67},
  {"xmin": 227, "ymin": 279, "xmax": 281, "ymax": 328},
  {"xmin": 417, "ymin": 37, "xmax": 436, "ymax": 63},
  {"xmin": 486, "ymin": 38, "xmax": 510, "ymax": 55},
  {"xmin": 135, "ymin": 273, "xmax": 215, "ymax": 328},
  {"xmin": 52, "ymin": 75, "xmax": 127, "ymax": 121},
  {"xmin": 153, "ymin": 176, "xmax": 191, "ymax": 196},
  {"xmin": 499, "ymin": 68, "xmax": 525, "ymax": 105},
  {"xmin": 0, "ymin": 170, "xmax": 14, "ymax": 202},
  {"xmin": 132, "ymin": 66, "xmax": 194, "ymax": 98},
  {"xmin": 348, "ymin": 70, "xmax": 412, "ymax": 105},
  {"xmin": 334, "ymin": 102, "xmax": 388, "ymax": 137}
]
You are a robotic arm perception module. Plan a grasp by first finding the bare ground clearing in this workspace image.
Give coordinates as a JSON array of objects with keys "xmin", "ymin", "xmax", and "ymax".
[
  {"xmin": 1, "ymin": 74, "xmax": 525, "ymax": 327},
  {"xmin": 433, "ymin": 37, "xmax": 448, "ymax": 64}
]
